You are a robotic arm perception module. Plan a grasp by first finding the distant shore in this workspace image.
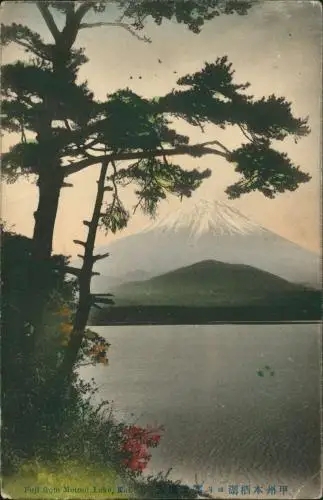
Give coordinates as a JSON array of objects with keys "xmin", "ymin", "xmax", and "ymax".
[{"xmin": 89, "ymin": 303, "xmax": 321, "ymax": 325}]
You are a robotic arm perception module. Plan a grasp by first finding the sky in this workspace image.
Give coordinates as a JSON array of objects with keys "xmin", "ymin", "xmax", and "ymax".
[{"xmin": 1, "ymin": 0, "xmax": 322, "ymax": 257}]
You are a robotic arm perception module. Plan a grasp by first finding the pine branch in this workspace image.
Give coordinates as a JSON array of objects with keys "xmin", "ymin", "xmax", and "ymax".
[
  {"xmin": 133, "ymin": 194, "xmax": 145, "ymax": 215},
  {"xmin": 64, "ymin": 141, "xmax": 229, "ymax": 177},
  {"xmin": 88, "ymin": 146, "xmax": 107, "ymax": 152},
  {"xmin": 64, "ymin": 119, "xmax": 72, "ymax": 132},
  {"xmin": 75, "ymin": 2, "xmax": 97, "ymax": 24},
  {"xmin": 211, "ymin": 140, "xmax": 231, "ymax": 154},
  {"xmin": 6, "ymin": 37, "xmax": 49, "ymax": 61},
  {"xmin": 36, "ymin": 3, "xmax": 61, "ymax": 42},
  {"xmin": 79, "ymin": 22, "xmax": 151, "ymax": 43},
  {"xmin": 238, "ymin": 123, "xmax": 254, "ymax": 142}
]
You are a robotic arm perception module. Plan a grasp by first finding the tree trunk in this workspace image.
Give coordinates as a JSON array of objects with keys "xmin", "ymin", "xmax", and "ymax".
[
  {"xmin": 58, "ymin": 160, "xmax": 109, "ymax": 383},
  {"xmin": 32, "ymin": 168, "xmax": 64, "ymax": 261},
  {"xmin": 28, "ymin": 167, "xmax": 65, "ymax": 346}
]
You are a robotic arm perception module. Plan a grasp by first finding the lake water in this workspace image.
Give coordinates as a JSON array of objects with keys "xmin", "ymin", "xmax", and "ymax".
[{"xmin": 80, "ymin": 324, "xmax": 322, "ymax": 499}]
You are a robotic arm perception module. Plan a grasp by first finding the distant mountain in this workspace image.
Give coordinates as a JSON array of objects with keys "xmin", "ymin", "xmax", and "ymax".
[
  {"xmin": 109, "ymin": 259, "xmax": 313, "ymax": 307},
  {"xmin": 91, "ymin": 199, "xmax": 321, "ymax": 292},
  {"xmin": 93, "ymin": 270, "xmax": 152, "ymax": 290}
]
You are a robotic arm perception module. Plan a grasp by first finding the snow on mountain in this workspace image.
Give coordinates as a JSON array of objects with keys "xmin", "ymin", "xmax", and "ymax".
[
  {"xmin": 91, "ymin": 199, "xmax": 321, "ymax": 291},
  {"xmin": 142, "ymin": 199, "xmax": 262, "ymax": 238}
]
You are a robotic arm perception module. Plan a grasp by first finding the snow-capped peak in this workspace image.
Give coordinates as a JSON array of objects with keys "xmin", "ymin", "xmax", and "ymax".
[{"xmin": 143, "ymin": 199, "xmax": 263, "ymax": 238}]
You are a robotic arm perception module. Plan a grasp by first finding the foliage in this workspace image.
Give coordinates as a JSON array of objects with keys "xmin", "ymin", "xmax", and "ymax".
[
  {"xmin": 120, "ymin": 425, "xmax": 164, "ymax": 474},
  {"xmin": 2, "ymin": 461, "xmax": 123, "ymax": 499},
  {"xmin": 3, "ymin": 454, "xmax": 200, "ymax": 500},
  {"xmin": 131, "ymin": 470, "xmax": 199, "ymax": 499},
  {"xmin": 112, "ymin": 0, "xmax": 254, "ymax": 33},
  {"xmin": 1, "ymin": 227, "xmax": 77, "ymax": 414},
  {"xmin": 1, "ymin": 227, "xmax": 165, "ymax": 490},
  {"xmin": 158, "ymin": 56, "xmax": 310, "ymax": 198},
  {"xmin": 81, "ymin": 328, "xmax": 111, "ymax": 365},
  {"xmin": 1, "ymin": 229, "xmax": 108, "ymax": 468},
  {"xmin": 226, "ymin": 141, "xmax": 310, "ymax": 198},
  {"xmin": 1, "ymin": 228, "xmax": 73, "ymax": 467},
  {"xmin": 100, "ymin": 197, "xmax": 130, "ymax": 234}
]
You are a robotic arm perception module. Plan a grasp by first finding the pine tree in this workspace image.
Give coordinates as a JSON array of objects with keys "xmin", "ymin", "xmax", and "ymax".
[
  {"xmin": 1, "ymin": 0, "xmax": 310, "ymax": 354},
  {"xmin": 1, "ymin": 2, "xmax": 314, "ymax": 460},
  {"xmin": 1, "ymin": 1, "xmax": 256, "ymax": 261}
]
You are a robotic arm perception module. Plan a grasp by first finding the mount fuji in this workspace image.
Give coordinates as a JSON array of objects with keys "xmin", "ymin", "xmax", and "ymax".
[{"xmin": 91, "ymin": 199, "xmax": 320, "ymax": 293}]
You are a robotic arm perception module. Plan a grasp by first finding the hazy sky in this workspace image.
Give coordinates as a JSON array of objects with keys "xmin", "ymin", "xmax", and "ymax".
[{"xmin": 1, "ymin": 0, "xmax": 322, "ymax": 256}]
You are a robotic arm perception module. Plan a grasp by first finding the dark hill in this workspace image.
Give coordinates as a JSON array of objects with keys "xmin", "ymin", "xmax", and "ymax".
[
  {"xmin": 90, "ymin": 260, "xmax": 320, "ymax": 324},
  {"xmin": 109, "ymin": 259, "xmax": 309, "ymax": 307}
]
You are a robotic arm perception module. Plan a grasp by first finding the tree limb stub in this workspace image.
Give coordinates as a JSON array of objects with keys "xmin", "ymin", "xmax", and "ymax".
[
  {"xmin": 91, "ymin": 297, "xmax": 115, "ymax": 305},
  {"xmin": 91, "ymin": 303, "xmax": 103, "ymax": 310},
  {"xmin": 53, "ymin": 265, "xmax": 99, "ymax": 278},
  {"xmin": 92, "ymin": 252, "xmax": 110, "ymax": 262},
  {"xmin": 60, "ymin": 265, "xmax": 81, "ymax": 277},
  {"xmin": 73, "ymin": 239, "xmax": 86, "ymax": 247},
  {"xmin": 92, "ymin": 293, "xmax": 114, "ymax": 297}
]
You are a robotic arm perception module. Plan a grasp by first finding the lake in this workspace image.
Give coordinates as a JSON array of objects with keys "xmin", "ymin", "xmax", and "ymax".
[{"xmin": 79, "ymin": 324, "xmax": 321, "ymax": 499}]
